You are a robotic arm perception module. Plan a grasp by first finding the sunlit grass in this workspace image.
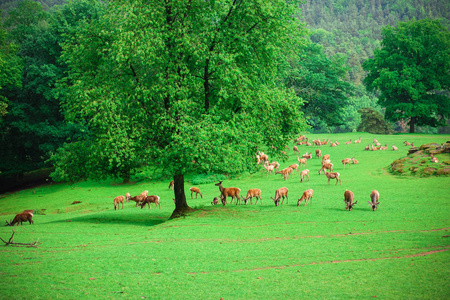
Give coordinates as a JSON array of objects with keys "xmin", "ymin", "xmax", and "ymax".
[{"xmin": 0, "ymin": 133, "xmax": 449, "ymax": 299}]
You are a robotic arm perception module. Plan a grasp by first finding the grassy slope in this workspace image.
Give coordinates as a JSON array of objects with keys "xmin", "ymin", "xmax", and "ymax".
[{"xmin": 0, "ymin": 133, "xmax": 449, "ymax": 299}]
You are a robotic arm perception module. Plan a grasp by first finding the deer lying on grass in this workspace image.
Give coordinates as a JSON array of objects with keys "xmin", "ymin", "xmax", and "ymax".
[
  {"xmin": 325, "ymin": 170, "xmax": 341, "ymax": 185},
  {"xmin": 300, "ymin": 169, "xmax": 310, "ymax": 183},
  {"xmin": 140, "ymin": 195, "xmax": 161, "ymax": 209},
  {"xmin": 392, "ymin": 145, "xmax": 398, "ymax": 151},
  {"xmin": 351, "ymin": 157, "xmax": 358, "ymax": 164},
  {"xmin": 297, "ymin": 189, "xmax": 313, "ymax": 206},
  {"xmin": 215, "ymin": 181, "xmax": 241, "ymax": 205},
  {"xmin": 189, "ymin": 187, "xmax": 203, "ymax": 199},
  {"xmin": 271, "ymin": 187, "xmax": 288, "ymax": 206},
  {"xmin": 368, "ymin": 190, "xmax": 380, "ymax": 211},
  {"xmin": 302, "ymin": 152, "xmax": 312, "ymax": 159},
  {"xmin": 114, "ymin": 195, "xmax": 125, "ymax": 210},
  {"xmin": 354, "ymin": 137, "xmax": 361, "ymax": 143},
  {"xmin": 344, "ymin": 190, "xmax": 357, "ymax": 211},
  {"xmin": 242, "ymin": 189, "xmax": 262, "ymax": 205},
  {"xmin": 6, "ymin": 210, "xmax": 34, "ymax": 226}
]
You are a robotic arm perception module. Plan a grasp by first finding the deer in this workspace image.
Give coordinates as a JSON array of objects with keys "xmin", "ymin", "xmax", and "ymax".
[
  {"xmin": 256, "ymin": 152, "xmax": 269, "ymax": 164},
  {"xmin": 293, "ymin": 145, "xmax": 300, "ymax": 154},
  {"xmin": 392, "ymin": 144, "xmax": 398, "ymax": 151},
  {"xmin": 6, "ymin": 210, "xmax": 34, "ymax": 226},
  {"xmin": 211, "ymin": 197, "xmax": 220, "ymax": 205},
  {"xmin": 130, "ymin": 195, "xmax": 146, "ymax": 207},
  {"xmin": 168, "ymin": 180, "xmax": 174, "ymax": 190},
  {"xmin": 322, "ymin": 154, "xmax": 330, "ymax": 162},
  {"xmin": 297, "ymin": 156, "xmax": 307, "ymax": 168},
  {"xmin": 351, "ymin": 157, "xmax": 359, "ymax": 164},
  {"xmin": 276, "ymin": 167, "xmax": 293, "ymax": 180},
  {"xmin": 126, "ymin": 192, "xmax": 131, "ymax": 203},
  {"xmin": 300, "ymin": 169, "xmax": 310, "ymax": 183},
  {"xmin": 140, "ymin": 195, "xmax": 161, "ymax": 209},
  {"xmin": 302, "ymin": 152, "xmax": 312, "ymax": 159},
  {"xmin": 368, "ymin": 190, "xmax": 380, "ymax": 211},
  {"xmin": 354, "ymin": 137, "xmax": 361, "ymax": 144},
  {"xmin": 319, "ymin": 162, "xmax": 334, "ymax": 175},
  {"xmin": 113, "ymin": 195, "xmax": 125, "ymax": 210},
  {"xmin": 342, "ymin": 158, "xmax": 352, "ymax": 169},
  {"xmin": 215, "ymin": 181, "xmax": 241, "ymax": 205},
  {"xmin": 289, "ymin": 164, "xmax": 299, "ymax": 174},
  {"xmin": 325, "ymin": 170, "xmax": 341, "ymax": 185},
  {"xmin": 271, "ymin": 187, "xmax": 288, "ymax": 206},
  {"xmin": 263, "ymin": 162, "xmax": 276, "ymax": 176},
  {"xmin": 297, "ymin": 189, "xmax": 313, "ymax": 206},
  {"xmin": 315, "ymin": 149, "xmax": 322, "ymax": 159},
  {"xmin": 189, "ymin": 187, "xmax": 203, "ymax": 199},
  {"xmin": 344, "ymin": 190, "xmax": 357, "ymax": 211},
  {"xmin": 345, "ymin": 139, "xmax": 352, "ymax": 144},
  {"xmin": 242, "ymin": 189, "xmax": 262, "ymax": 205}
]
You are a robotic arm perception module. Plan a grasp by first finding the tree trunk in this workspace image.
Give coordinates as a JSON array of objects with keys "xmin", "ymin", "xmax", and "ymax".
[
  {"xmin": 170, "ymin": 174, "xmax": 194, "ymax": 219},
  {"xmin": 410, "ymin": 116, "xmax": 416, "ymax": 133}
]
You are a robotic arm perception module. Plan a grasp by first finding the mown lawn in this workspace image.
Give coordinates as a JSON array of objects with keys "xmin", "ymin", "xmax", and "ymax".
[{"xmin": 0, "ymin": 133, "xmax": 449, "ymax": 299}]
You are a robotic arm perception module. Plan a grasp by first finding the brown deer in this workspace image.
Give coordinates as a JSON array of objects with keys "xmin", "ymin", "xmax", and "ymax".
[
  {"xmin": 189, "ymin": 187, "xmax": 203, "ymax": 199},
  {"xmin": 130, "ymin": 195, "xmax": 146, "ymax": 207},
  {"xmin": 114, "ymin": 196, "xmax": 125, "ymax": 210},
  {"xmin": 6, "ymin": 210, "xmax": 34, "ymax": 226},
  {"xmin": 211, "ymin": 197, "xmax": 220, "ymax": 205},
  {"xmin": 300, "ymin": 169, "xmax": 310, "ymax": 183},
  {"xmin": 344, "ymin": 190, "xmax": 357, "ymax": 211},
  {"xmin": 242, "ymin": 189, "xmax": 262, "ymax": 205},
  {"xmin": 297, "ymin": 189, "xmax": 313, "ymax": 206},
  {"xmin": 319, "ymin": 162, "xmax": 334, "ymax": 175},
  {"xmin": 168, "ymin": 180, "xmax": 174, "ymax": 190},
  {"xmin": 368, "ymin": 190, "xmax": 380, "ymax": 211},
  {"xmin": 342, "ymin": 158, "xmax": 352, "ymax": 169},
  {"xmin": 140, "ymin": 195, "xmax": 161, "ymax": 209},
  {"xmin": 271, "ymin": 187, "xmax": 289, "ymax": 206},
  {"xmin": 215, "ymin": 181, "xmax": 241, "ymax": 205},
  {"xmin": 325, "ymin": 171, "xmax": 341, "ymax": 185},
  {"xmin": 276, "ymin": 167, "xmax": 293, "ymax": 180}
]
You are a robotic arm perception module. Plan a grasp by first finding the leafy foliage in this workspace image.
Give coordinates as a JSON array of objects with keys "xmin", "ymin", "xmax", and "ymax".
[
  {"xmin": 357, "ymin": 107, "xmax": 393, "ymax": 134},
  {"xmin": 363, "ymin": 18, "xmax": 450, "ymax": 132}
]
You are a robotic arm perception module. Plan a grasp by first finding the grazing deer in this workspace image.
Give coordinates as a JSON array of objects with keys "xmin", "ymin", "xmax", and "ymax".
[
  {"xmin": 6, "ymin": 210, "xmax": 34, "ymax": 226},
  {"xmin": 300, "ymin": 169, "xmax": 310, "ymax": 183},
  {"xmin": 140, "ymin": 195, "xmax": 161, "ymax": 209},
  {"xmin": 130, "ymin": 195, "xmax": 146, "ymax": 207},
  {"xmin": 211, "ymin": 197, "xmax": 220, "ymax": 205},
  {"xmin": 276, "ymin": 167, "xmax": 293, "ymax": 180},
  {"xmin": 297, "ymin": 189, "xmax": 313, "ymax": 206},
  {"xmin": 271, "ymin": 187, "xmax": 288, "ymax": 206},
  {"xmin": 215, "ymin": 181, "xmax": 241, "ymax": 205},
  {"xmin": 189, "ymin": 187, "xmax": 203, "ymax": 199},
  {"xmin": 168, "ymin": 180, "xmax": 174, "ymax": 190},
  {"xmin": 368, "ymin": 190, "xmax": 380, "ymax": 211},
  {"xmin": 344, "ymin": 190, "xmax": 357, "ymax": 211},
  {"xmin": 242, "ymin": 189, "xmax": 262, "ymax": 205}
]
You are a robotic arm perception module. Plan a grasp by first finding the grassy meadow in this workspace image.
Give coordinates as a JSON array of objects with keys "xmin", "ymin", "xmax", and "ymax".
[{"xmin": 0, "ymin": 133, "xmax": 449, "ymax": 299}]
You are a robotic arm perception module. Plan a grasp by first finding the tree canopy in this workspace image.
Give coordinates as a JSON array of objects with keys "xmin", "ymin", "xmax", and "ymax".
[
  {"xmin": 53, "ymin": 0, "xmax": 309, "ymax": 217},
  {"xmin": 363, "ymin": 18, "xmax": 450, "ymax": 133}
]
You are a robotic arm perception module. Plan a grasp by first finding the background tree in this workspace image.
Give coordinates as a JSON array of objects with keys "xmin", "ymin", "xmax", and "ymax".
[
  {"xmin": 54, "ymin": 0, "xmax": 308, "ymax": 218},
  {"xmin": 0, "ymin": 0, "xmax": 100, "ymax": 178},
  {"xmin": 363, "ymin": 18, "xmax": 450, "ymax": 133},
  {"xmin": 357, "ymin": 107, "xmax": 393, "ymax": 134},
  {"xmin": 286, "ymin": 42, "xmax": 355, "ymax": 130}
]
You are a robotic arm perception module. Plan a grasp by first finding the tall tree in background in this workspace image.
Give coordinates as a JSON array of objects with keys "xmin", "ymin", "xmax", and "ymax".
[
  {"xmin": 286, "ymin": 42, "xmax": 354, "ymax": 129},
  {"xmin": 55, "ymin": 0, "xmax": 308, "ymax": 217},
  {"xmin": 363, "ymin": 18, "xmax": 450, "ymax": 133},
  {"xmin": 0, "ymin": 0, "xmax": 101, "ymax": 177}
]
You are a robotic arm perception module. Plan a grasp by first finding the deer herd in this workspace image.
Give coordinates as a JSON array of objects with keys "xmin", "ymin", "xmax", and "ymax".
[{"xmin": 7, "ymin": 136, "xmax": 405, "ymax": 227}]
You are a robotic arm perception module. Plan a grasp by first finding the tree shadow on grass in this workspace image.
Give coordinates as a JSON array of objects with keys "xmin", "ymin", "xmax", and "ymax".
[{"xmin": 51, "ymin": 211, "xmax": 167, "ymax": 227}]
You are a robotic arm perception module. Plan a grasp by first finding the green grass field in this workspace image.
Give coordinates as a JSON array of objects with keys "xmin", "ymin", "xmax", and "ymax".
[{"xmin": 1, "ymin": 133, "xmax": 449, "ymax": 299}]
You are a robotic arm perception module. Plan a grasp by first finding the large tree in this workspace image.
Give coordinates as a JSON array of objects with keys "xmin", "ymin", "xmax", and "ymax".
[
  {"xmin": 363, "ymin": 18, "xmax": 450, "ymax": 133},
  {"xmin": 286, "ymin": 42, "xmax": 355, "ymax": 129},
  {"xmin": 54, "ymin": 0, "xmax": 308, "ymax": 217}
]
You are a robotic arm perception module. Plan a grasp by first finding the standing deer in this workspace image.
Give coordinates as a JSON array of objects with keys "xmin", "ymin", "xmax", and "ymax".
[
  {"xmin": 114, "ymin": 195, "xmax": 125, "ymax": 210},
  {"xmin": 325, "ymin": 170, "xmax": 341, "ymax": 185},
  {"xmin": 215, "ymin": 181, "xmax": 241, "ymax": 205},
  {"xmin": 189, "ymin": 187, "xmax": 203, "ymax": 199},
  {"xmin": 242, "ymin": 189, "xmax": 262, "ymax": 205},
  {"xmin": 297, "ymin": 189, "xmax": 313, "ymax": 206},
  {"xmin": 6, "ymin": 210, "xmax": 34, "ymax": 226},
  {"xmin": 271, "ymin": 187, "xmax": 289, "ymax": 206},
  {"xmin": 140, "ymin": 195, "xmax": 161, "ymax": 209}
]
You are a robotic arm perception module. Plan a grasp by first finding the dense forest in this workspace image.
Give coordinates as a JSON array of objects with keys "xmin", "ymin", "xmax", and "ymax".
[{"xmin": 0, "ymin": 0, "xmax": 449, "ymax": 190}]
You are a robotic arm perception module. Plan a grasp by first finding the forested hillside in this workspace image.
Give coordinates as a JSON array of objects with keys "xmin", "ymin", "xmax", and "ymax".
[{"xmin": 300, "ymin": 0, "xmax": 450, "ymax": 85}]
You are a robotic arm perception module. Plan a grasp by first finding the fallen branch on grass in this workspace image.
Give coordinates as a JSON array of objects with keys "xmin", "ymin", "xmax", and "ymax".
[{"xmin": 0, "ymin": 226, "xmax": 40, "ymax": 248}]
